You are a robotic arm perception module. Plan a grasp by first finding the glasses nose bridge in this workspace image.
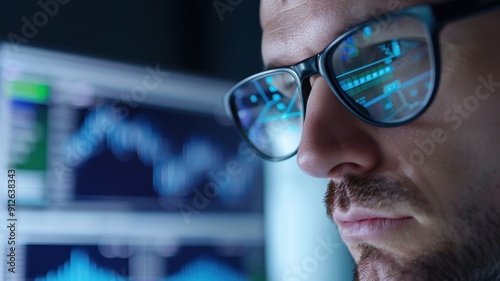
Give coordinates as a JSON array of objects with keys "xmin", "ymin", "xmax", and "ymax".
[
  {"xmin": 291, "ymin": 54, "xmax": 324, "ymax": 109},
  {"xmin": 291, "ymin": 55, "xmax": 321, "ymax": 82}
]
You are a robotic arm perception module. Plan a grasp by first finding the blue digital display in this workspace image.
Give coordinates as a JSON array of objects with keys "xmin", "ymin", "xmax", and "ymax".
[
  {"xmin": 34, "ymin": 249, "xmax": 128, "ymax": 281},
  {"xmin": 333, "ymin": 35, "xmax": 432, "ymax": 121},
  {"xmin": 1, "ymin": 44, "xmax": 266, "ymax": 281},
  {"xmin": 27, "ymin": 245, "xmax": 129, "ymax": 281},
  {"xmin": 239, "ymin": 75, "xmax": 303, "ymax": 127},
  {"xmin": 62, "ymin": 103, "xmax": 263, "ymax": 211},
  {"xmin": 24, "ymin": 244, "xmax": 263, "ymax": 281},
  {"xmin": 232, "ymin": 71, "xmax": 304, "ymax": 158}
]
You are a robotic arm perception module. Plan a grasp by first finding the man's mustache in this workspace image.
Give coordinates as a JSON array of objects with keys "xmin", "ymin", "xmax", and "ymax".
[{"xmin": 324, "ymin": 174, "xmax": 428, "ymax": 219}]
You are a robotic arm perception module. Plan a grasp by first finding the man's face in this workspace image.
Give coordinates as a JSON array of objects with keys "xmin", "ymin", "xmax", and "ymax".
[{"xmin": 260, "ymin": 0, "xmax": 500, "ymax": 279}]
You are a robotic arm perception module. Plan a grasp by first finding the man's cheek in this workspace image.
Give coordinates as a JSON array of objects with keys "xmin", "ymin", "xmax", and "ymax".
[{"xmin": 443, "ymin": 109, "xmax": 462, "ymax": 130}]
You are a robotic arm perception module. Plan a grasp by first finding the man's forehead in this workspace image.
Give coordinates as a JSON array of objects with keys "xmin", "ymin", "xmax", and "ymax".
[{"xmin": 260, "ymin": 0, "xmax": 436, "ymax": 69}]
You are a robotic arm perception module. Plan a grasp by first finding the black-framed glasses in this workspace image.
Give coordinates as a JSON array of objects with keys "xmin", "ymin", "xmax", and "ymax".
[{"xmin": 225, "ymin": 0, "xmax": 500, "ymax": 161}]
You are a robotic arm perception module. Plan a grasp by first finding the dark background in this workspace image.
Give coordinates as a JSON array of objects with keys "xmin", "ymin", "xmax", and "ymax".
[{"xmin": 0, "ymin": 0, "xmax": 263, "ymax": 81}]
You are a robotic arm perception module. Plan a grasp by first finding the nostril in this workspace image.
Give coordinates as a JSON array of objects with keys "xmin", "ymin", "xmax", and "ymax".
[
  {"xmin": 329, "ymin": 163, "xmax": 364, "ymax": 179},
  {"xmin": 297, "ymin": 146, "xmax": 372, "ymax": 179}
]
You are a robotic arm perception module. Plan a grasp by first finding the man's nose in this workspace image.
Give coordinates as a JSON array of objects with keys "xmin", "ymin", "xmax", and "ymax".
[{"xmin": 296, "ymin": 77, "xmax": 382, "ymax": 180}]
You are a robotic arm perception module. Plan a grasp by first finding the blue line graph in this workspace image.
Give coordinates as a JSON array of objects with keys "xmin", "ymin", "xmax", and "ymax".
[
  {"xmin": 62, "ymin": 106, "xmax": 255, "ymax": 203},
  {"xmin": 34, "ymin": 249, "xmax": 128, "ymax": 281},
  {"xmin": 33, "ymin": 251, "xmax": 249, "ymax": 281},
  {"xmin": 163, "ymin": 257, "xmax": 247, "ymax": 281}
]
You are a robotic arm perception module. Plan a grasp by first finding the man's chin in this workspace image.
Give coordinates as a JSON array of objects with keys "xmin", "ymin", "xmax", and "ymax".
[
  {"xmin": 353, "ymin": 245, "xmax": 438, "ymax": 281},
  {"xmin": 352, "ymin": 243, "xmax": 410, "ymax": 281},
  {"xmin": 351, "ymin": 241, "xmax": 500, "ymax": 281}
]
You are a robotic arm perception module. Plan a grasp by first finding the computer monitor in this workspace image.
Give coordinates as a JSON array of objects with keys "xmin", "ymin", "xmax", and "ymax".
[{"xmin": 0, "ymin": 43, "xmax": 265, "ymax": 280}]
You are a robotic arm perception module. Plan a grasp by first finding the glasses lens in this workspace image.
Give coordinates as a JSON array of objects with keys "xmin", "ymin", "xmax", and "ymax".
[
  {"xmin": 229, "ymin": 71, "xmax": 303, "ymax": 159},
  {"xmin": 330, "ymin": 16, "xmax": 435, "ymax": 124}
]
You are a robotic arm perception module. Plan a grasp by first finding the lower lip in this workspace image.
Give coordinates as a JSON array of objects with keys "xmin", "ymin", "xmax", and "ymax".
[{"xmin": 339, "ymin": 218, "xmax": 413, "ymax": 242}]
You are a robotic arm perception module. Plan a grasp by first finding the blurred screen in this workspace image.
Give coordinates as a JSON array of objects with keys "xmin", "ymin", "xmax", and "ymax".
[{"xmin": 0, "ymin": 44, "xmax": 265, "ymax": 280}]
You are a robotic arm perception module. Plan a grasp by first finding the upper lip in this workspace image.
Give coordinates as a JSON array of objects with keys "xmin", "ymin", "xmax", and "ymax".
[{"xmin": 333, "ymin": 207, "xmax": 412, "ymax": 225}]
